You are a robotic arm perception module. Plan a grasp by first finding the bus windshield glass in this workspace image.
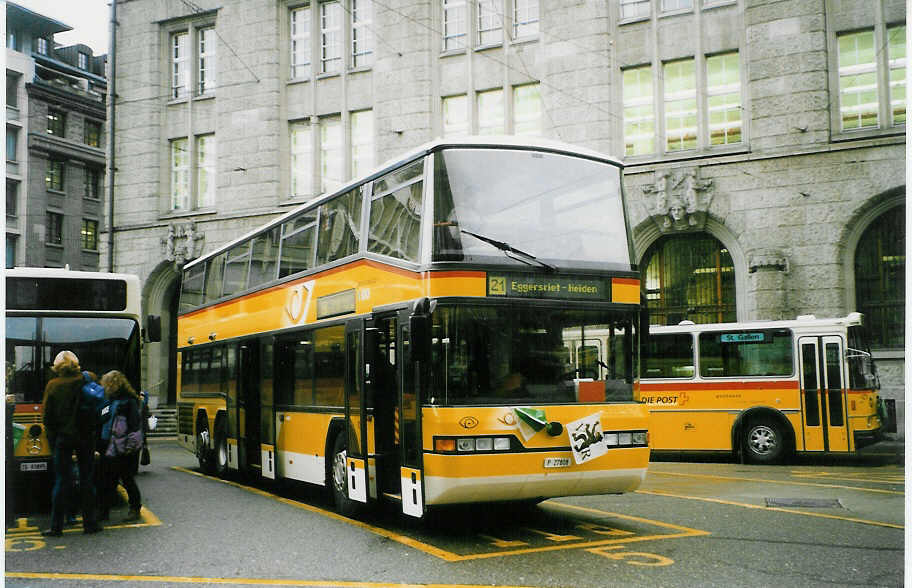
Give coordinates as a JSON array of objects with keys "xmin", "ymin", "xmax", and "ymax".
[
  {"xmin": 433, "ymin": 148, "xmax": 629, "ymax": 269},
  {"xmin": 5, "ymin": 317, "xmax": 141, "ymax": 403},
  {"xmin": 428, "ymin": 305, "xmax": 636, "ymax": 406}
]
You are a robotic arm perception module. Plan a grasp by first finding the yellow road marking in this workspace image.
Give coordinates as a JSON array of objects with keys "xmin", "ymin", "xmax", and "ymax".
[
  {"xmin": 648, "ymin": 470, "xmax": 904, "ymax": 495},
  {"xmin": 637, "ymin": 489, "xmax": 904, "ymax": 529},
  {"xmin": 4, "ymin": 572, "xmax": 535, "ymax": 587},
  {"xmin": 789, "ymin": 471, "xmax": 905, "ymax": 485},
  {"xmin": 173, "ymin": 467, "xmax": 709, "ymax": 562}
]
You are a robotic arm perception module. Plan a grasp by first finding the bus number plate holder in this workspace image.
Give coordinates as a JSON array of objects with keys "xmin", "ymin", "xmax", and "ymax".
[
  {"xmin": 20, "ymin": 462, "xmax": 47, "ymax": 472},
  {"xmin": 544, "ymin": 457, "xmax": 571, "ymax": 468}
]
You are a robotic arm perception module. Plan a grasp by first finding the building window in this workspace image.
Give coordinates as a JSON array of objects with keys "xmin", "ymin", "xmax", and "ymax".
[
  {"xmin": 623, "ymin": 65, "xmax": 654, "ymax": 156},
  {"xmin": 84, "ymin": 167, "xmax": 101, "ymax": 200},
  {"xmin": 442, "ymin": 95, "xmax": 468, "ymax": 137},
  {"xmin": 81, "ymin": 219, "xmax": 99, "ymax": 251},
  {"xmin": 512, "ymin": 0, "xmax": 539, "ymax": 39},
  {"xmin": 888, "ymin": 25, "xmax": 906, "ymax": 126},
  {"xmin": 620, "ymin": 0, "xmax": 650, "ymax": 20},
  {"xmin": 350, "ymin": 110, "xmax": 374, "ymax": 179},
  {"xmin": 85, "ymin": 120, "xmax": 102, "ymax": 147},
  {"xmin": 477, "ymin": 0, "xmax": 502, "ymax": 46},
  {"xmin": 78, "ymin": 52, "xmax": 89, "ymax": 70},
  {"xmin": 706, "ymin": 52, "xmax": 741, "ymax": 145},
  {"xmin": 290, "ymin": 120, "xmax": 313, "ymax": 198},
  {"xmin": 6, "ymin": 128, "xmax": 17, "ymax": 162},
  {"xmin": 172, "ymin": 32, "xmax": 190, "ymax": 99},
  {"xmin": 46, "ymin": 160, "xmax": 65, "ymax": 191},
  {"xmin": 351, "ymin": 0, "xmax": 373, "ymax": 68},
  {"xmin": 198, "ymin": 27, "xmax": 217, "ymax": 94},
  {"xmin": 36, "ymin": 37, "xmax": 48, "ymax": 55},
  {"xmin": 661, "ymin": 0, "xmax": 692, "ymax": 12},
  {"xmin": 171, "ymin": 138, "xmax": 190, "ymax": 210},
  {"xmin": 291, "ymin": 6, "xmax": 312, "ymax": 79},
  {"xmin": 7, "ymin": 29, "xmax": 19, "ymax": 51},
  {"xmin": 320, "ymin": 116, "xmax": 343, "ymax": 194},
  {"xmin": 47, "ymin": 110, "xmax": 65, "ymax": 137},
  {"xmin": 196, "ymin": 134, "xmax": 216, "ymax": 208},
  {"xmin": 321, "ymin": 1, "xmax": 343, "ymax": 74},
  {"xmin": 7, "ymin": 180, "xmax": 18, "ymax": 217},
  {"xmin": 854, "ymin": 205, "xmax": 905, "ymax": 349},
  {"xmin": 838, "ymin": 30, "xmax": 878, "ymax": 130},
  {"xmin": 46, "ymin": 212, "xmax": 63, "ymax": 245},
  {"xmin": 6, "ymin": 234, "xmax": 16, "ymax": 268},
  {"xmin": 642, "ymin": 233, "xmax": 736, "ymax": 326},
  {"xmin": 664, "ymin": 59, "xmax": 697, "ymax": 152},
  {"xmin": 513, "ymin": 84, "xmax": 542, "ymax": 136},
  {"xmin": 443, "ymin": 0, "xmax": 467, "ymax": 51},
  {"xmin": 6, "ymin": 72, "xmax": 19, "ymax": 108},
  {"xmin": 477, "ymin": 88, "xmax": 504, "ymax": 135}
]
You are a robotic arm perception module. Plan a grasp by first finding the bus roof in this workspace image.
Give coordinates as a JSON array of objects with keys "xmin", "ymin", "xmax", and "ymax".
[
  {"xmin": 182, "ymin": 136, "xmax": 625, "ymax": 272},
  {"xmin": 649, "ymin": 313, "xmax": 866, "ymax": 334},
  {"xmin": 4, "ymin": 267, "xmax": 141, "ymax": 283}
]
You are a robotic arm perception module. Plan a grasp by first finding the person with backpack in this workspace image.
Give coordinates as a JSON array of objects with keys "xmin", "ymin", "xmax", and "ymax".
[
  {"xmin": 98, "ymin": 370, "xmax": 143, "ymax": 523},
  {"xmin": 41, "ymin": 351, "xmax": 101, "ymax": 536}
]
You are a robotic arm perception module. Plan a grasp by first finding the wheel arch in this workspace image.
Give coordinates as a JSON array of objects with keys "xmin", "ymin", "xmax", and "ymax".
[{"xmin": 324, "ymin": 417, "xmax": 347, "ymax": 487}]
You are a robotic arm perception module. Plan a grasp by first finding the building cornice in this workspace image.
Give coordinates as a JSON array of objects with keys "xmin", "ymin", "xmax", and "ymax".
[{"xmin": 26, "ymin": 81, "xmax": 106, "ymax": 118}]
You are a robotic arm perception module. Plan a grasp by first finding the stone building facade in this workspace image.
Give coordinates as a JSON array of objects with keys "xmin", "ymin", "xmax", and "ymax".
[
  {"xmin": 6, "ymin": 2, "xmax": 108, "ymax": 270},
  {"xmin": 107, "ymin": 0, "xmax": 905, "ymax": 435}
]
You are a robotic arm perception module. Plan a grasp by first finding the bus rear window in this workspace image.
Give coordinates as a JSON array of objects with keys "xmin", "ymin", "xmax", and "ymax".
[
  {"xmin": 643, "ymin": 333, "xmax": 694, "ymax": 378},
  {"xmin": 699, "ymin": 329, "xmax": 792, "ymax": 377}
]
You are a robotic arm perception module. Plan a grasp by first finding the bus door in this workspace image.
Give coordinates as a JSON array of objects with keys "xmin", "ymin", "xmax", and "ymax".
[
  {"xmin": 238, "ymin": 340, "xmax": 262, "ymax": 473},
  {"xmin": 368, "ymin": 315, "xmax": 401, "ymax": 498},
  {"xmin": 798, "ymin": 336, "xmax": 850, "ymax": 452},
  {"xmin": 398, "ymin": 308, "xmax": 423, "ymax": 518},
  {"xmin": 343, "ymin": 320, "xmax": 368, "ymax": 505}
]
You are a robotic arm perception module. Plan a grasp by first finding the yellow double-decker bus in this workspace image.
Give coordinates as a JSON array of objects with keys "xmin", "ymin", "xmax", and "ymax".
[
  {"xmin": 5, "ymin": 268, "xmax": 147, "ymax": 496},
  {"xmin": 176, "ymin": 137, "xmax": 650, "ymax": 518},
  {"xmin": 637, "ymin": 313, "xmax": 884, "ymax": 463}
]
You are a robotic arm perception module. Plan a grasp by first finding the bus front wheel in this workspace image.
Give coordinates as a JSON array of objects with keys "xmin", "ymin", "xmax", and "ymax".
[
  {"xmin": 331, "ymin": 433, "xmax": 362, "ymax": 518},
  {"xmin": 742, "ymin": 418, "xmax": 786, "ymax": 464}
]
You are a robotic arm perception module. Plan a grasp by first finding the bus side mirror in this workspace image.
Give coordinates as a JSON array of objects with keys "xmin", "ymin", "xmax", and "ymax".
[{"xmin": 146, "ymin": 315, "xmax": 162, "ymax": 343}]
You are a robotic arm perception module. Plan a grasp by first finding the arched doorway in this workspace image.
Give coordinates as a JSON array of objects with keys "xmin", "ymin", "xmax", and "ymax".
[
  {"xmin": 854, "ymin": 203, "xmax": 905, "ymax": 349},
  {"xmin": 641, "ymin": 232, "xmax": 736, "ymax": 325},
  {"xmin": 143, "ymin": 261, "xmax": 181, "ymax": 407}
]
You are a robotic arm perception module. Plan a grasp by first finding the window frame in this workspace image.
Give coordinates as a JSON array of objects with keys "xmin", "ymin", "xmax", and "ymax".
[
  {"xmin": 81, "ymin": 218, "xmax": 99, "ymax": 251},
  {"xmin": 198, "ymin": 26, "xmax": 217, "ymax": 95},
  {"xmin": 46, "ymin": 212, "xmax": 63, "ymax": 246},
  {"xmin": 84, "ymin": 119, "xmax": 102, "ymax": 148},
  {"xmin": 46, "ymin": 160, "xmax": 66, "ymax": 192},
  {"xmin": 290, "ymin": 5, "xmax": 312, "ymax": 80},
  {"xmin": 47, "ymin": 109, "xmax": 66, "ymax": 137}
]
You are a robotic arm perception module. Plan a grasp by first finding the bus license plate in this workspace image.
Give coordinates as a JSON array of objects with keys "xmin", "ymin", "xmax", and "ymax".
[
  {"xmin": 20, "ymin": 462, "xmax": 47, "ymax": 472},
  {"xmin": 544, "ymin": 457, "xmax": 571, "ymax": 468}
]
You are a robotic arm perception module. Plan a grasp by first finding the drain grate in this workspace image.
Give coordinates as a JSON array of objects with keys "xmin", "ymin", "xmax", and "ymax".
[{"xmin": 765, "ymin": 497, "xmax": 843, "ymax": 508}]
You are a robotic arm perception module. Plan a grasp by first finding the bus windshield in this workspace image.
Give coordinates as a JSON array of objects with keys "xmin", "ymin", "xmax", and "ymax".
[
  {"xmin": 428, "ymin": 305, "xmax": 636, "ymax": 406},
  {"xmin": 433, "ymin": 148, "xmax": 629, "ymax": 269},
  {"xmin": 5, "ymin": 317, "xmax": 141, "ymax": 403}
]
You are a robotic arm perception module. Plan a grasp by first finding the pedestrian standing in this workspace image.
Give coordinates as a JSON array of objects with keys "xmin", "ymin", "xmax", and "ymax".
[
  {"xmin": 99, "ymin": 370, "xmax": 143, "ymax": 522},
  {"xmin": 41, "ymin": 350, "xmax": 101, "ymax": 536}
]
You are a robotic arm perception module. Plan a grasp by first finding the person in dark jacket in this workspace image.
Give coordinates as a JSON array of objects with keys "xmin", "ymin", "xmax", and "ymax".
[
  {"xmin": 98, "ymin": 370, "xmax": 143, "ymax": 522},
  {"xmin": 41, "ymin": 350, "xmax": 101, "ymax": 536}
]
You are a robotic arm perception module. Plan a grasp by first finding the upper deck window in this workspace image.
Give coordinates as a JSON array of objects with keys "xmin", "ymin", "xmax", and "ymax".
[
  {"xmin": 368, "ymin": 159, "xmax": 424, "ymax": 263},
  {"xmin": 432, "ymin": 148, "xmax": 629, "ymax": 269}
]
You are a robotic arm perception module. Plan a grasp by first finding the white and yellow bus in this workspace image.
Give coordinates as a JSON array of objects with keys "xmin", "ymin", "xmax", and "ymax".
[
  {"xmin": 5, "ymin": 268, "xmax": 146, "ymax": 487},
  {"xmin": 176, "ymin": 137, "xmax": 650, "ymax": 518},
  {"xmin": 636, "ymin": 313, "xmax": 883, "ymax": 463}
]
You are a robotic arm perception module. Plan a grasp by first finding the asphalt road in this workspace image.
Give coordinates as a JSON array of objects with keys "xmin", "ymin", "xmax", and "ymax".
[{"xmin": 5, "ymin": 439, "xmax": 905, "ymax": 587}]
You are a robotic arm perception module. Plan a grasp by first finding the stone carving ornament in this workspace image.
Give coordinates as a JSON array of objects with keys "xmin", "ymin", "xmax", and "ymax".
[
  {"xmin": 642, "ymin": 168, "xmax": 714, "ymax": 232},
  {"xmin": 161, "ymin": 222, "xmax": 205, "ymax": 266}
]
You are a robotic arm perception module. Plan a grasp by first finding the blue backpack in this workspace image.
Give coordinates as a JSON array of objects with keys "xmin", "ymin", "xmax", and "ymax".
[{"xmin": 81, "ymin": 372, "xmax": 108, "ymax": 426}]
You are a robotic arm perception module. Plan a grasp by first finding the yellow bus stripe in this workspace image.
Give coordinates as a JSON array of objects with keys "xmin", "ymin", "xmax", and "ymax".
[
  {"xmin": 637, "ymin": 489, "xmax": 903, "ymax": 529},
  {"xmin": 649, "ymin": 470, "xmax": 904, "ymax": 495},
  {"xmin": 4, "ymin": 572, "xmax": 535, "ymax": 587}
]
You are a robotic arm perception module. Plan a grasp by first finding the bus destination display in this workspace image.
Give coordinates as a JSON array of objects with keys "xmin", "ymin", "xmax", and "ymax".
[{"xmin": 487, "ymin": 274, "xmax": 609, "ymax": 301}]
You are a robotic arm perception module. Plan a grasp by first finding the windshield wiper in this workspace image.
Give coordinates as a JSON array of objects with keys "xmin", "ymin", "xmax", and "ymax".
[{"xmin": 460, "ymin": 229, "xmax": 557, "ymax": 272}]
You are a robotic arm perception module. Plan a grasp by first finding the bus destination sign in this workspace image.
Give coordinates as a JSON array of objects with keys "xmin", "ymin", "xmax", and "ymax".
[
  {"xmin": 720, "ymin": 332, "xmax": 765, "ymax": 343},
  {"xmin": 487, "ymin": 274, "xmax": 608, "ymax": 300}
]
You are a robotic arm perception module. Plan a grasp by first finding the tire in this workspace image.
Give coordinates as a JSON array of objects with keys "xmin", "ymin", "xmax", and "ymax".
[
  {"xmin": 331, "ymin": 432, "xmax": 362, "ymax": 518},
  {"xmin": 213, "ymin": 418, "xmax": 229, "ymax": 477},
  {"xmin": 742, "ymin": 417, "xmax": 787, "ymax": 464},
  {"xmin": 196, "ymin": 420, "xmax": 214, "ymax": 474}
]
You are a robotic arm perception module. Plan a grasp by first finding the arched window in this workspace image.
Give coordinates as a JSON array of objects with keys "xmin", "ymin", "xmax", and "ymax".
[
  {"xmin": 854, "ymin": 205, "xmax": 905, "ymax": 349},
  {"xmin": 642, "ymin": 233, "xmax": 735, "ymax": 325}
]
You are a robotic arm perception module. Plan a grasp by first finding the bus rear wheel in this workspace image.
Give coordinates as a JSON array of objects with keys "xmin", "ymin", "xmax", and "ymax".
[
  {"xmin": 196, "ymin": 422, "xmax": 214, "ymax": 474},
  {"xmin": 213, "ymin": 418, "xmax": 228, "ymax": 477},
  {"xmin": 331, "ymin": 432, "xmax": 362, "ymax": 518},
  {"xmin": 743, "ymin": 418, "xmax": 786, "ymax": 464}
]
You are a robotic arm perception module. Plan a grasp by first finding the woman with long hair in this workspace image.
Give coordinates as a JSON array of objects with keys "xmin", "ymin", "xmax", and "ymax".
[{"xmin": 99, "ymin": 370, "xmax": 143, "ymax": 522}]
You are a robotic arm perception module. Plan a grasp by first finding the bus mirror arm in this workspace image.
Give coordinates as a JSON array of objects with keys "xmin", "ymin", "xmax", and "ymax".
[{"xmin": 845, "ymin": 347, "xmax": 871, "ymax": 359}]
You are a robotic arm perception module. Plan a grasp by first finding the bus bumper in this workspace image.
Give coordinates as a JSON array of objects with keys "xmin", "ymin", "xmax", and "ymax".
[{"xmin": 854, "ymin": 427, "xmax": 884, "ymax": 450}]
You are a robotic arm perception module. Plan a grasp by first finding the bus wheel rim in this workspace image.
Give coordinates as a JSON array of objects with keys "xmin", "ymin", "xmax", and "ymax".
[
  {"xmin": 749, "ymin": 425, "xmax": 776, "ymax": 454},
  {"xmin": 332, "ymin": 450, "xmax": 347, "ymax": 493}
]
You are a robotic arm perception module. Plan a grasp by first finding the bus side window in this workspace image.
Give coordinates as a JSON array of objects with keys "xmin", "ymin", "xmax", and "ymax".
[{"xmin": 645, "ymin": 334, "xmax": 694, "ymax": 378}]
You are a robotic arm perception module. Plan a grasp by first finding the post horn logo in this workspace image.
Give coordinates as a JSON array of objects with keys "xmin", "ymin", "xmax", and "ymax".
[{"xmin": 459, "ymin": 416, "xmax": 479, "ymax": 429}]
